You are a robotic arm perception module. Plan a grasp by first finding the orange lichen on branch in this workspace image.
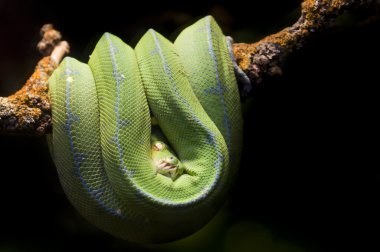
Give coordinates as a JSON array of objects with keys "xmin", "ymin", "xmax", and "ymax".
[
  {"xmin": 0, "ymin": 57, "xmax": 57, "ymax": 135},
  {"xmin": 0, "ymin": 24, "xmax": 68, "ymax": 135},
  {"xmin": 0, "ymin": 0, "xmax": 373, "ymax": 135},
  {"xmin": 232, "ymin": 0, "xmax": 370, "ymax": 86}
]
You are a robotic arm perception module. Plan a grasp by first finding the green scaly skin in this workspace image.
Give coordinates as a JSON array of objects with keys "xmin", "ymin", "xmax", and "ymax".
[{"xmin": 48, "ymin": 16, "xmax": 242, "ymax": 243}]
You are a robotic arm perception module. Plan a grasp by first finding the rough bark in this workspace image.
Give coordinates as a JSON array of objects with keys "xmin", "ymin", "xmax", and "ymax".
[
  {"xmin": 0, "ymin": 25, "xmax": 68, "ymax": 135},
  {"xmin": 233, "ymin": 0, "xmax": 374, "ymax": 87},
  {"xmin": 0, "ymin": 0, "xmax": 376, "ymax": 135}
]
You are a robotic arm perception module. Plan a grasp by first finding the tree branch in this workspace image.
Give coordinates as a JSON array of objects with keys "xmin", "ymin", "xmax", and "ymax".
[
  {"xmin": 233, "ymin": 0, "xmax": 374, "ymax": 89},
  {"xmin": 0, "ymin": 0, "xmax": 375, "ymax": 135},
  {"xmin": 0, "ymin": 25, "xmax": 69, "ymax": 135}
]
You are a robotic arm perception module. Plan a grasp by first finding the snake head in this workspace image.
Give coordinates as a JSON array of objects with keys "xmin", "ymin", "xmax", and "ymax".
[{"xmin": 152, "ymin": 141, "xmax": 184, "ymax": 180}]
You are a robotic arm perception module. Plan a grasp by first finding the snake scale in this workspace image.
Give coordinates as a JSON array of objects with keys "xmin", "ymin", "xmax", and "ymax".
[{"xmin": 48, "ymin": 16, "xmax": 243, "ymax": 243}]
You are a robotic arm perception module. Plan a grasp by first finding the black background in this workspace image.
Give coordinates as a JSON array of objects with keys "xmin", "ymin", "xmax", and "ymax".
[{"xmin": 0, "ymin": 0, "xmax": 378, "ymax": 251}]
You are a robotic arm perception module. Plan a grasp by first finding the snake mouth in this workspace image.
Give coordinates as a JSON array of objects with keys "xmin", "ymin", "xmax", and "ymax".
[
  {"xmin": 155, "ymin": 159, "xmax": 179, "ymax": 171},
  {"xmin": 154, "ymin": 157, "xmax": 183, "ymax": 180}
]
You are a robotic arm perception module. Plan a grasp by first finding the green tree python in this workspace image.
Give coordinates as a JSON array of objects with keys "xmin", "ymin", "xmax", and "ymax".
[{"xmin": 48, "ymin": 16, "xmax": 243, "ymax": 243}]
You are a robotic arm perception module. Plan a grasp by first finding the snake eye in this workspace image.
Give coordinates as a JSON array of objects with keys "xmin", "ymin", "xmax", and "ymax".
[{"xmin": 170, "ymin": 157, "xmax": 174, "ymax": 159}]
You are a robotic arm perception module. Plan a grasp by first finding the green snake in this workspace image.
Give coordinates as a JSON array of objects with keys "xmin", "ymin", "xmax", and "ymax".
[{"xmin": 48, "ymin": 16, "xmax": 242, "ymax": 243}]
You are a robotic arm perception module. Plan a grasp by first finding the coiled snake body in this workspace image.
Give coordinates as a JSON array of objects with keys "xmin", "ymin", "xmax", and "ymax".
[{"xmin": 48, "ymin": 16, "xmax": 242, "ymax": 243}]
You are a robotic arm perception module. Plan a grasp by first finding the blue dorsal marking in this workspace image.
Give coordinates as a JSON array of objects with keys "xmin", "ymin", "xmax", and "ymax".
[
  {"xmin": 119, "ymin": 119, "xmax": 130, "ymax": 127},
  {"xmin": 114, "ymin": 72, "xmax": 125, "ymax": 83},
  {"xmin": 205, "ymin": 16, "xmax": 232, "ymax": 153},
  {"xmin": 204, "ymin": 86, "xmax": 221, "ymax": 96},
  {"xmin": 150, "ymin": 47, "xmax": 159, "ymax": 56},
  {"xmin": 63, "ymin": 58, "xmax": 127, "ymax": 220},
  {"xmin": 151, "ymin": 30, "xmax": 223, "ymax": 196},
  {"xmin": 73, "ymin": 153, "xmax": 86, "ymax": 170},
  {"xmin": 105, "ymin": 34, "xmax": 132, "ymax": 176}
]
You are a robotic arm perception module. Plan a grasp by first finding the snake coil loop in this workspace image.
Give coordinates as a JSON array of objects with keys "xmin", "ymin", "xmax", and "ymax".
[{"xmin": 49, "ymin": 16, "xmax": 242, "ymax": 243}]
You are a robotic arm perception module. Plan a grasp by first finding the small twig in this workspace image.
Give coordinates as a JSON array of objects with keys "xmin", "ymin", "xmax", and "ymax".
[
  {"xmin": 37, "ymin": 23, "xmax": 69, "ymax": 63},
  {"xmin": 51, "ymin": 41, "xmax": 70, "ymax": 64}
]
